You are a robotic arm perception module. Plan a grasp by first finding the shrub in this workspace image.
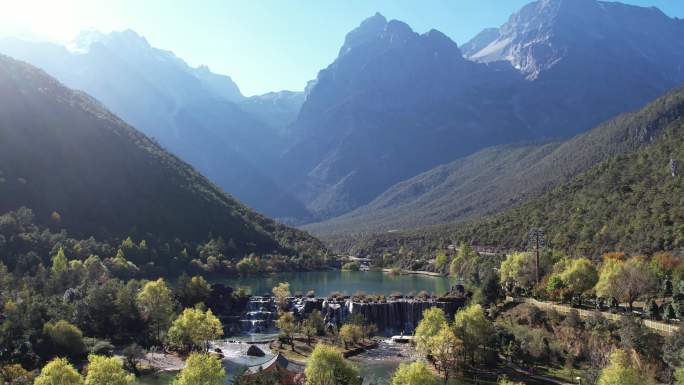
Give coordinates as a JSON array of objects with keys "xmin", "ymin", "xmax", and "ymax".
[
  {"xmin": 43, "ymin": 320, "xmax": 86, "ymax": 359},
  {"xmin": 342, "ymin": 262, "xmax": 360, "ymax": 271}
]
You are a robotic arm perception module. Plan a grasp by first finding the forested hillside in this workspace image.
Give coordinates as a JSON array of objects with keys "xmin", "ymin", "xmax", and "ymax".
[
  {"xmin": 307, "ymin": 84, "xmax": 684, "ymax": 237},
  {"xmin": 0, "ymin": 32, "xmax": 310, "ymax": 220},
  {"xmin": 454, "ymin": 119, "xmax": 684, "ymax": 256},
  {"xmin": 334, "ymin": 86, "xmax": 684, "ymax": 259},
  {"xmin": 0, "ymin": 55, "xmax": 326, "ymax": 262}
]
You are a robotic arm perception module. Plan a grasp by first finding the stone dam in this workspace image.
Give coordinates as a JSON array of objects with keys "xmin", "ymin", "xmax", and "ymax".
[{"xmin": 236, "ymin": 295, "xmax": 466, "ymax": 335}]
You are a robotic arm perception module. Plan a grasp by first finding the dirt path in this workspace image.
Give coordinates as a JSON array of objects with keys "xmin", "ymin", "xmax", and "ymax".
[{"xmin": 509, "ymin": 297, "xmax": 679, "ymax": 335}]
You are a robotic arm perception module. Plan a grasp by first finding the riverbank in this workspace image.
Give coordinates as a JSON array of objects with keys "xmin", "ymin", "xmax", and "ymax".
[
  {"xmin": 380, "ymin": 268, "xmax": 445, "ymax": 277},
  {"xmin": 139, "ymin": 352, "xmax": 184, "ymax": 372}
]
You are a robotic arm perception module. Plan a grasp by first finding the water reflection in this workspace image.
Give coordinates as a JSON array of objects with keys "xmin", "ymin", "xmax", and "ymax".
[{"xmin": 216, "ymin": 270, "xmax": 455, "ymax": 297}]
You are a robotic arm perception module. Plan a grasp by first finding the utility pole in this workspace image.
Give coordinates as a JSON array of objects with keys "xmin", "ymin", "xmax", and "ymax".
[
  {"xmin": 671, "ymin": 157, "xmax": 678, "ymax": 177},
  {"xmin": 527, "ymin": 228, "xmax": 545, "ymax": 285},
  {"xmin": 535, "ymin": 235, "xmax": 540, "ymax": 284}
]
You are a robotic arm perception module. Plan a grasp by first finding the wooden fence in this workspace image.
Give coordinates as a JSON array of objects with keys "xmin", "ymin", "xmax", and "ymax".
[{"xmin": 508, "ymin": 297, "xmax": 680, "ymax": 335}]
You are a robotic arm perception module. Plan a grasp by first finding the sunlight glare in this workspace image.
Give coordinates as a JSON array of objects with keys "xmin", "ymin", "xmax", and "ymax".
[{"xmin": 0, "ymin": 0, "xmax": 83, "ymax": 41}]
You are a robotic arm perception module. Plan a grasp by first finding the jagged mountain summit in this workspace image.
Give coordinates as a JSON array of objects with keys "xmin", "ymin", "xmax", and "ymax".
[
  {"xmin": 464, "ymin": 0, "xmax": 684, "ymax": 136},
  {"xmin": 238, "ymin": 90, "xmax": 305, "ymax": 134},
  {"xmin": 278, "ymin": 12, "xmax": 525, "ymax": 220},
  {"xmin": 68, "ymin": 29, "xmax": 245, "ymax": 103},
  {"xmin": 0, "ymin": 54, "xmax": 324, "ymax": 256},
  {"xmin": 0, "ymin": 30, "xmax": 311, "ymax": 220},
  {"xmin": 281, "ymin": 1, "xmax": 684, "ymax": 223},
  {"xmin": 467, "ymin": 0, "xmax": 684, "ymax": 77}
]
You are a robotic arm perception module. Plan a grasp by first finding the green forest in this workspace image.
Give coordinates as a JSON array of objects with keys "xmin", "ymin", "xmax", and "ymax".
[{"xmin": 336, "ymin": 87, "xmax": 684, "ymax": 264}]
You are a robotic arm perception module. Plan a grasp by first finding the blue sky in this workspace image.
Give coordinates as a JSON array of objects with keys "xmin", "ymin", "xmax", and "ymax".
[{"xmin": 0, "ymin": 0, "xmax": 682, "ymax": 96}]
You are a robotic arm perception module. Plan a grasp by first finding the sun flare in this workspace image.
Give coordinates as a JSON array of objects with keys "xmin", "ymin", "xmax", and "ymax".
[{"xmin": 0, "ymin": 0, "xmax": 83, "ymax": 41}]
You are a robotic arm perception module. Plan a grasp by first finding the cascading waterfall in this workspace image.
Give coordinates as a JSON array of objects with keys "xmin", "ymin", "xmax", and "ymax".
[
  {"xmin": 240, "ymin": 296, "xmax": 277, "ymax": 333},
  {"xmin": 237, "ymin": 296, "xmax": 465, "ymax": 335},
  {"xmin": 310, "ymin": 297, "xmax": 465, "ymax": 334}
]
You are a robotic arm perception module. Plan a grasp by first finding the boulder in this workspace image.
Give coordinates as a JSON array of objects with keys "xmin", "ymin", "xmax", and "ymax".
[{"xmin": 246, "ymin": 345, "xmax": 265, "ymax": 357}]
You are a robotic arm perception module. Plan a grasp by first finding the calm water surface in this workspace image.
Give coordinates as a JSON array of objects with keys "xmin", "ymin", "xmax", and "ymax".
[{"xmin": 217, "ymin": 270, "xmax": 455, "ymax": 296}]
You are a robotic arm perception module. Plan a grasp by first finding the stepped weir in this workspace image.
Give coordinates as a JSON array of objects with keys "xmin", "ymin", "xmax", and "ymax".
[
  {"xmin": 237, "ymin": 295, "xmax": 466, "ymax": 334},
  {"xmin": 239, "ymin": 296, "xmax": 278, "ymax": 333}
]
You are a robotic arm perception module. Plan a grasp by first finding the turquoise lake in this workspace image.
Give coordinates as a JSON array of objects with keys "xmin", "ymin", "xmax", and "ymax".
[{"xmin": 216, "ymin": 270, "xmax": 455, "ymax": 297}]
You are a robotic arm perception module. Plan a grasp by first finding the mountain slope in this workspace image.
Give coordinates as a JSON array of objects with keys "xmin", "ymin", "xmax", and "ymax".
[
  {"xmin": 305, "ymin": 85, "xmax": 684, "ymax": 237},
  {"xmin": 190, "ymin": 64, "xmax": 244, "ymax": 103},
  {"xmin": 238, "ymin": 90, "xmax": 305, "ymax": 134},
  {"xmin": 0, "ymin": 54, "xmax": 323, "ymax": 256},
  {"xmin": 281, "ymin": 2, "xmax": 684, "ymax": 222},
  {"xmin": 447, "ymin": 110, "xmax": 684, "ymax": 257},
  {"xmin": 336, "ymin": 86, "xmax": 684, "ymax": 258},
  {"xmin": 280, "ymin": 13, "xmax": 526, "ymax": 219},
  {"xmin": 0, "ymin": 31, "xmax": 310, "ymax": 220},
  {"xmin": 459, "ymin": 28, "xmax": 499, "ymax": 57}
]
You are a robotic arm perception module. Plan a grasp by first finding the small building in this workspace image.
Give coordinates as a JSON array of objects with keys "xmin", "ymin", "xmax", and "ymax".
[{"xmin": 243, "ymin": 353, "xmax": 305, "ymax": 385}]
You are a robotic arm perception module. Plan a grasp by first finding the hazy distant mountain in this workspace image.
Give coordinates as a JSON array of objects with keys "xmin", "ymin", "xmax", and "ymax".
[
  {"xmin": 305, "ymin": 84, "xmax": 684, "ymax": 237},
  {"xmin": 0, "ymin": 54, "xmax": 324, "ymax": 256},
  {"xmin": 68, "ymin": 30, "xmax": 245, "ymax": 103},
  {"xmin": 285, "ymin": 0, "xmax": 684, "ymax": 223},
  {"xmin": 190, "ymin": 64, "xmax": 245, "ymax": 103},
  {"xmin": 239, "ymin": 90, "xmax": 305, "ymax": 133},
  {"xmin": 0, "ymin": 30, "xmax": 310, "ymax": 220}
]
